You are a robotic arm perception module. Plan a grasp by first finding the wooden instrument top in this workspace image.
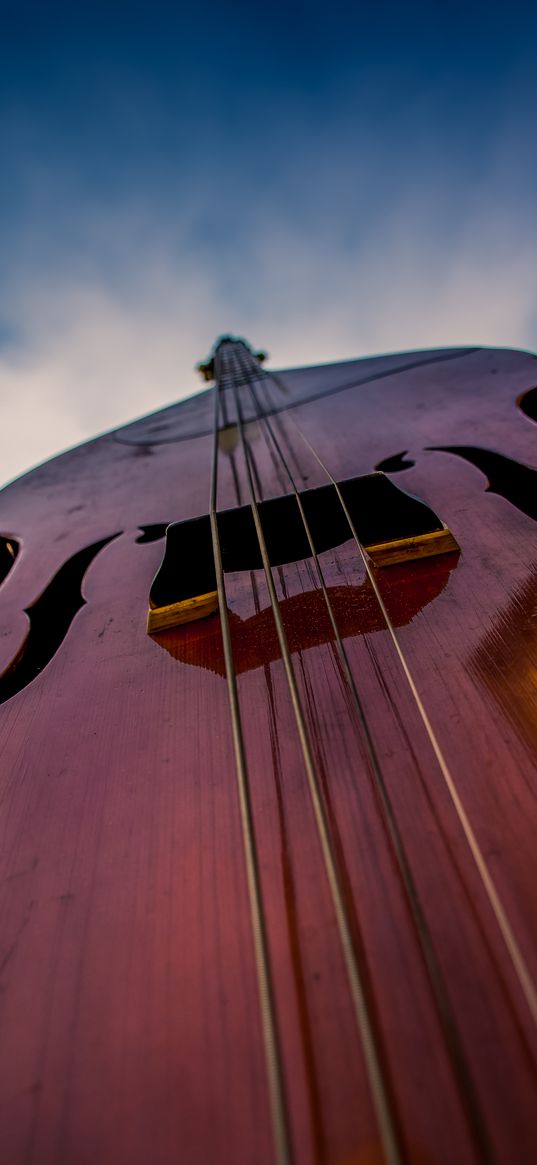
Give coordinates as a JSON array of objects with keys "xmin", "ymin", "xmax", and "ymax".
[{"xmin": 0, "ymin": 342, "xmax": 536, "ymax": 1164}]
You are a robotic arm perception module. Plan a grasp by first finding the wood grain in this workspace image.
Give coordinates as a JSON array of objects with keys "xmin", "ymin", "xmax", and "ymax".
[{"xmin": 0, "ymin": 344, "xmax": 536, "ymax": 1163}]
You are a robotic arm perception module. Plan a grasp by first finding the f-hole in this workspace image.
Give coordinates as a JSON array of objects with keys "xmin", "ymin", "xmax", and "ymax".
[
  {"xmin": 0, "ymin": 534, "xmax": 119, "ymax": 705},
  {"xmin": 518, "ymin": 386, "xmax": 537, "ymax": 424},
  {"xmin": 0, "ymin": 537, "xmax": 19, "ymax": 585}
]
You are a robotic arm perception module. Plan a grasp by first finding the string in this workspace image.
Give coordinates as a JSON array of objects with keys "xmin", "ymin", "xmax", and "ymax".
[
  {"xmin": 235, "ymin": 346, "xmax": 494, "ymax": 1160},
  {"xmin": 257, "ymin": 359, "xmax": 537, "ymax": 1034},
  {"xmin": 209, "ymin": 357, "xmax": 293, "ymax": 1165},
  {"xmin": 221, "ymin": 341, "xmax": 405, "ymax": 1165}
]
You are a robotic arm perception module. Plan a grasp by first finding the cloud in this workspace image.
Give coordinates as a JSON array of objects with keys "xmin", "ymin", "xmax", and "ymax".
[{"xmin": 0, "ymin": 133, "xmax": 536, "ymax": 489}]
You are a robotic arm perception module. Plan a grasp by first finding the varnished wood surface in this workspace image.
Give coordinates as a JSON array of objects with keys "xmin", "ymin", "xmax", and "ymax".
[{"xmin": 0, "ymin": 345, "xmax": 536, "ymax": 1163}]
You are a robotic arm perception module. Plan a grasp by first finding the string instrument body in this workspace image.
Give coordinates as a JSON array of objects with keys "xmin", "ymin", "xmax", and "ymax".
[{"xmin": 0, "ymin": 342, "xmax": 536, "ymax": 1164}]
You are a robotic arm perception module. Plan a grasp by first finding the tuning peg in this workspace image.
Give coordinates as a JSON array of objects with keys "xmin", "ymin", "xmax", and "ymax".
[{"xmin": 196, "ymin": 358, "xmax": 215, "ymax": 382}]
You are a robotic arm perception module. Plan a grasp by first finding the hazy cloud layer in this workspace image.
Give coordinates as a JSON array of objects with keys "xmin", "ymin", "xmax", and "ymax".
[{"xmin": 1, "ymin": 187, "xmax": 536, "ymax": 487}]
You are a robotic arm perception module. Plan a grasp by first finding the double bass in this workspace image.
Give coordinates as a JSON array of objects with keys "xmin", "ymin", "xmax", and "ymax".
[{"xmin": 0, "ymin": 336, "xmax": 536, "ymax": 1164}]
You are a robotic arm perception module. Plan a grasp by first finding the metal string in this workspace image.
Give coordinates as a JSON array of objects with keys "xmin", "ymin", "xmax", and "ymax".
[
  {"xmin": 257, "ymin": 361, "xmax": 537, "ymax": 1033},
  {"xmin": 209, "ymin": 361, "xmax": 293, "ymax": 1165},
  {"xmin": 222, "ymin": 342, "xmax": 405, "ymax": 1165},
  {"xmin": 236, "ymin": 348, "xmax": 494, "ymax": 1161}
]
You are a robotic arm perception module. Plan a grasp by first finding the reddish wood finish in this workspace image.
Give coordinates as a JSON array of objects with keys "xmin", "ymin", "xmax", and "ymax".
[{"xmin": 0, "ymin": 344, "xmax": 536, "ymax": 1163}]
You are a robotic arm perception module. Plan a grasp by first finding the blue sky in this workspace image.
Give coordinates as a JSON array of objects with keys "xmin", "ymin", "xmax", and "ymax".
[{"xmin": 1, "ymin": 0, "xmax": 536, "ymax": 483}]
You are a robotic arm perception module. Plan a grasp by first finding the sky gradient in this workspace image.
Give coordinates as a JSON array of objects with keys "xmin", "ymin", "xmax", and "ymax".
[{"xmin": 1, "ymin": 0, "xmax": 536, "ymax": 484}]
